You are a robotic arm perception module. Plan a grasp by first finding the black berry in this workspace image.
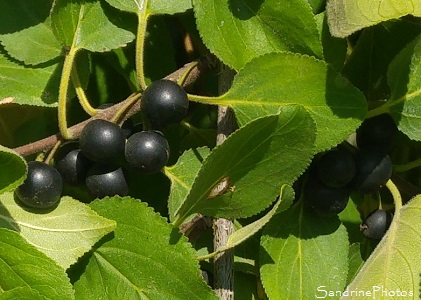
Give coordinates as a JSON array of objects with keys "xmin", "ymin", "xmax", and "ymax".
[
  {"xmin": 356, "ymin": 114, "xmax": 397, "ymax": 150},
  {"xmin": 353, "ymin": 148, "xmax": 392, "ymax": 194},
  {"xmin": 304, "ymin": 178, "xmax": 350, "ymax": 216},
  {"xmin": 141, "ymin": 79, "xmax": 189, "ymax": 129},
  {"xmin": 55, "ymin": 143, "xmax": 91, "ymax": 185},
  {"xmin": 79, "ymin": 119, "xmax": 126, "ymax": 164},
  {"xmin": 85, "ymin": 164, "xmax": 128, "ymax": 198},
  {"xmin": 125, "ymin": 131, "xmax": 169, "ymax": 174},
  {"xmin": 316, "ymin": 149, "xmax": 356, "ymax": 188},
  {"xmin": 361, "ymin": 209, "xmax": 393, "ymax": 240},
  {"xmin": 15, "ymin": 161, "xmax": 63, "ymax": 209}
]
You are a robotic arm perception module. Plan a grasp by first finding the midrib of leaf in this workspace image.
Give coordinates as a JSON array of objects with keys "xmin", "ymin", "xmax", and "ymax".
[
  {"xmin": 385, "ymin": 88, "xmax": 421, "ymax": 112},
  {"xmin": 164, "ymin": 168, "xmax": 191, "ymax": 190}
]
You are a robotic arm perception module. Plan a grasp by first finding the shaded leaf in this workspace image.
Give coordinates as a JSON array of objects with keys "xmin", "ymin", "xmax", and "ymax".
[
  {"xmin": 0, "ymin": 194, "xmax": 116, "ymax": 269},
  {"xmin": 193, "ymin": 0, "xmax": 323, "ymax": 70},
  {"xmin": 0, "ymin": 147, "xmax": 26, "ymax": 195},
  {"xmin": 0, "ymin": 52, "xmax": 60, "ymax": 106},
  {"xmin": 51, "ymin": 0, "xmax": 135, "ymax": 52},
  {"xmin": 216, "ymin": 52, "xmax": 367, "ymax": 151},
  {"xmin": 74, "ymin": 197, "xmax": 218, "ymax": 300},
  {"xmin": 165, "ymin": 147, "xmax": 210, "ymax": 222},
  {"xmin": 173, "ymin": 107, "xmax": 316, "ymax": 225},
  {"xmin": 326, "ymin": 0, "xmax": 421, "ymax": 38},
  {"xmin": 0, "ymin": 228, "xmax": 74, "ymax": 300},
  {"xmin": 346, "ymin": 243, "xmax": 364, "ymax": 285},
  {"xmin": 260, "ymin": 202, "xmax": 349, "ymax": 299},
  {"xmin": 345, "ymin": 195, "xmax": 421, "ymax": 297},
  {"xmin": 104, "ymin": 0, "xmax": 192, "ymax": 15}
]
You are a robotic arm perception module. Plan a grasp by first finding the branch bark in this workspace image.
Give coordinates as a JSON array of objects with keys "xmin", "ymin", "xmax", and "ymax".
[{"xmin": 213, "ymin": 66, "xmax": 237, "ymax": 300}]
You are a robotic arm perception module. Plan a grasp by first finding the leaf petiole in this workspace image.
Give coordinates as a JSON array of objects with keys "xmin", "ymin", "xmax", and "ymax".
[
  {"xmin": 135, "ymin": 8, "xmax": 149, "ymax": 91},
  {"xmin": 71, "ymin": 66, "xmax": 97, "ymax": 116},
  {"xmin": 385, "ymin": 179, "xmax": 403, "ymax": 212},
  {"xmin": 393, "ymin": 158, "xmax": 421, "ymax": 173}
]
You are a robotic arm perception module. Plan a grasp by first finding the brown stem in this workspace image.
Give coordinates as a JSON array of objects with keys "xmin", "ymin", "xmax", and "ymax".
[
  {"xmin": 213, "ymin": 66, "xmax": 237, "ymax": 300},
  {"xmin": 13, "ymin": 57, "xmax": 215, "ymax": 157}
]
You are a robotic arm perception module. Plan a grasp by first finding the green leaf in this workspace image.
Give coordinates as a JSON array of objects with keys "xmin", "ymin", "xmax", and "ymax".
[
  {"xmin": 326, "ymin": 0, "xmax": 421, "ymax": 38},
  {"xmin": 347, "ymin": 243, "xmax": 364, "ymax": 285},
  {"xmin": 74, "ymin": 197, "xmax": 218, "ymax": 300},
  {"xmin": 51, "ymin": 0, "xmax": 135, "ymax": 52},
  {"xmin": 217, "ymin": 52, "xmax": 367, "ymax": 151},
  {"xmin": 0, "ymin": 16, "xmax": 62, "ymax": 65},
  {"xmin": 384, "ymin": 34, "xmax": 421, "ymax": 141},
  {"xmin": 165, "ymin": 147, "xmax": 210, "ymax": 222},
  {"xmin": 174, "ymin": 107, "xmax": 316, "ymax": 224},
  {"xmin": 218, "ymin": 185, "xmax": 294, "ymax": 253},
  {"xmin": 0, "ymin": 228, "xmax": 74, "ymax": 300},
  {"xmin": 0, "ymin": 287, "xmax": 46, "ymax": 300},
  {"xmin": 338, "ymin": 196, "xmax": 363, "ymax": 244},
  {"xmin": 260, "ymin": 202, "xmax": 349, "ymax": 299},
  {"xmin": 345, "ymin": 195, "xmax": 421, "ymax": 297},
  {"xmin": 0, "ymin": 193, "xmax": 116, "ymax": 269},
  {"xmin": 0, "ymin": 147, "xmax": 26, "ymax": 195},
  {"xmin": 193, "ymin": 0, "xmax": 323, "ymax": 70},
  {"xmin": 104, "ymin": 0, "xmax": 192, "ymax": 15},
  {"xmin": 0, "ymin": 52, "xmax": 61, "ymax": 106}
]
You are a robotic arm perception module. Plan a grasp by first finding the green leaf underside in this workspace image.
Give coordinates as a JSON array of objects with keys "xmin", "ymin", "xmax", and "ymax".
[
  {"xmin": 193, "ymin": 0, "xmax": 323, "ymax": 70},
  {"xmin": 0, "ymin": 228, "xmax": 74, "ymax": 300},
  {"xmin": 386, "ymin": 34, "xmax": 421, "ymax": 141},
  {"xmin": 166, "ymin": 147, "xmax": 210, "ymax": 222},
  {"xmin": 260, "ymin": 202, "xmax": 349, "ymax": 299},
  {"xmin": 0, "ymin": 16, "xmax": 62, "ymax": 65},
  {"xmin": 221, "ymin": 184, "xmax": 295, "ymax": 252},
  {"xmin": 0, "ymin": 194, "xmax": 116, "ymax": 269},
  {"xmin": 74, "ymin": 197, "xmax": 217, "ymax": 300},
  {"xmin": 0, "ymin": 52, "xmax": 60, "ymax": 106},
  {"xmin": 0, "ymin": 147, "xmax": 26, "ymax": 195},
  {"xmin": 174, "ymin": 107, "xmax": 316, "ymax": 224},
  {"xmin": 326, "ymin": 0, "xmax": 421, "ymax": 38},
  {"xmin": 344, "ymin": 196, "xmax": 421, "ymax": 298},
  {"xmin": 219, "ymin": 52, "xmax": 367, "ymax": 151},
  {"xmin": 104, "ymin": 0, "xmax": 192, "ymax": 14},
  {"xmin": 51, "ymin": 0, "xmax": 135, "ymax": 52}
]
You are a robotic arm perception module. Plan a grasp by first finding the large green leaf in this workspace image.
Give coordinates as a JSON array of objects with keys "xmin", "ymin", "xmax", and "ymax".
[
  {"xmin": 0, "ymin": 194, "xmax": 116, "ymax": 269},
  {"xmin": 212, "ymin": 52, "xmax": 367, "ymax": 151},
  {"xmin": 383, "ymin": 34, "xmax": 421, "ymax": 141},
  {"xmin": 0, "ymin": 52, "xmax": 60, "ymax": 106},
  {"xmin": 0, "ymin": 228, "xmax": 74, "ymax": 300},
  {"xmin": 74, "ymin": 197, "xmax": 218, "ymax": 300},
  {"xmin": 260, "ymin": 202, "xmax": 349, "ymax": 299},
  {"xmin": 193, "ymin": 0, "xmax": 323, "ymax": 70},
  {"xmin": 104, "ymin": 0, "xmax": 192, "ymax": 15},
  {"xmin": 345, "ymin": 196, "xmax": 421, "ymax": 298},
  {"xmin": 165, "ymin": 147, "xmax": 210, "ymax": 222},
  {"xmin": 173, "ymin": 107, "xmax": 316, "ymax": 225},
  {"xmin": 326, "ymin": 0, "xmax": 421, "ymax": 38},
  {"xmin": 51, "ymin": 0, "xmax": 135, "ymax": 52},
  {"xmin": 0, "ymin": 147, "xmax": 26, "ymax": 195}
]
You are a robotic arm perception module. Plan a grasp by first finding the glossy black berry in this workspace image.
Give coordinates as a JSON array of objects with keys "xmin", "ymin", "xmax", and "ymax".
[
  {"xmin": 141, "ymin": 79, "xmax": 189, "ymax": 129},
  {"xmin": 125, "ymin": 131, "xmax": 169, "ymax": 174},
  {"xmin": 79, "ymin": 119, "xmax": 126, "ymax": 164},
  {"xmin": 356, "ymin": 114, "xmax": 397, "ymax": 150},
  {"xmin": 55, "ymin": 143, "xmax": 91, "ymax": 185},
  {"xmin": 316, "ymin": 149, "xmax": 356, "ymax": 188},
  {"xmin": 304, "ymin": 178, "xmax": 350, "ymax": 216},
  {"xmin": 361, "ymin": 209, "xmax": 393, "ymax": 239},
  {"xmin": 353, "ymin": 148, "xmax": 393, "ymax": 194},
  {"xmin": 15, "ymin": 161, "xmax": 63, "ymax": 209},
  {"xmin": 85, "ymin": 164, "xmax": 128, "ymax": 198}
]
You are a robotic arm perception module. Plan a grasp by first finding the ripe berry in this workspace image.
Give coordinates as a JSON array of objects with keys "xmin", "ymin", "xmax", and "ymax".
[
  {"xmin": 15, "ymin": 161, "xmax": 63, "ymax": 209},
  {"xmin": 125, "ymin": 131, "xmax": 169, "ymax": 174},
  {"xmin": 316, "ymin": 149, "xmax": 356, "ymax": 188},
  {"xmin": 353, "ymin": 148, "xmax": 392, "ymax": 194},
  {"xmin": 55, "ymin": 143, "xmax": 91, "ymax": 185},
  {"xmin": 356, "ymin": 114, "xmax": 397, "ymax": 150},
  {"xmin": 85, "ymin": 164, "xmax": 128, "ymax": 198},
  {"xmin": 304, "ymin": 178, "xmax": 350, "ymax": 216},
  {"xmin": 141, "ymin": 79, "xmax": 189, "ymax": 129},
  {"xmin": 361, "ymin": 209, "xmax": 393, "ymax": 239},
  {"xmin": 79, "ymin": 119, "xmax": 126, "ymax": 164}
]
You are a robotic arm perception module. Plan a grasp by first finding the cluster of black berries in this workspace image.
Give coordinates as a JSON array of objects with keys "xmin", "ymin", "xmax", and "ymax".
[
  {"xmin": 304, "ymin": 114, "xmax": 397, "ymax": 238},
  {"xmin": 15, "ymin": 79, "xmax": 189, "ymax": 209}
]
